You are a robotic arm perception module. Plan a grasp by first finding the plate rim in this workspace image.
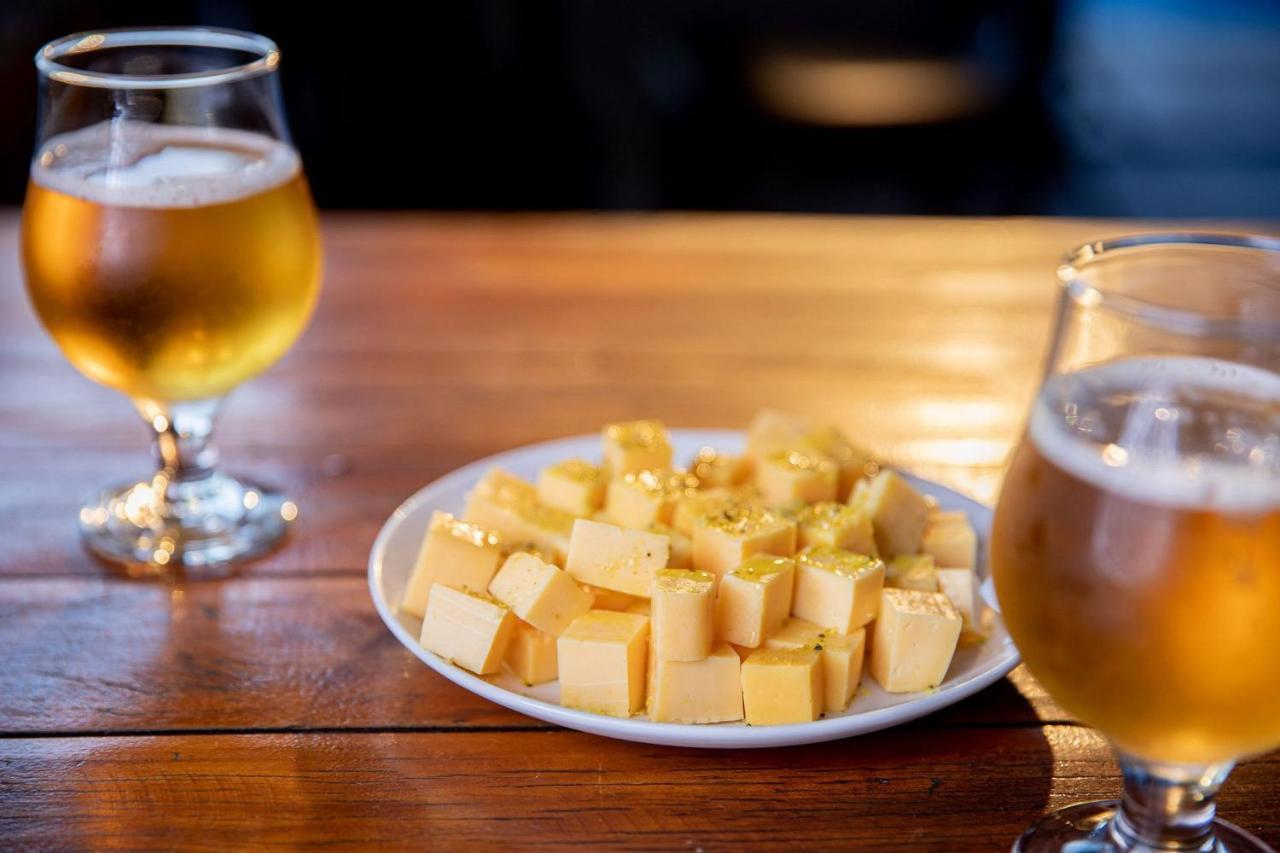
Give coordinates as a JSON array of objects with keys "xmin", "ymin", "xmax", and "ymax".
[{"xmin": 367, "ymin": 428, "xmax": 1021, "ymax": 748}]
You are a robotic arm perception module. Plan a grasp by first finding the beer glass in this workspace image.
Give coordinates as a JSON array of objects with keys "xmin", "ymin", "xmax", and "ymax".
[
  {"xmin": 22, "ymin": 28, "xmax": 322, "ymax": 570},
  {"xmin": 993, "ymin": 234, "xmax": 1280, "ymax": 850}
]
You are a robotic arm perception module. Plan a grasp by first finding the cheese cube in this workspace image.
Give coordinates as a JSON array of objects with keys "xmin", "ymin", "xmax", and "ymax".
[
  {"xmin": 802, "ymin": 425, "xmax": 875, "ymax": 501},
  {"xmin": 603, "ymin": 420, "xmax": 672, "ymax": 476},
  {"xmin": 564, "ymin": 519, "xmax": 670, "ymax": 597},
  {"xmin": 624, "ymin": 599, "xmax": 651, "ymax": 616},
  {"xmin": 504, "ymin": 620, "xmax": 558, "ymax": 685},
  {"xmin": 716, "ymin": 555, "xmax": 796, "ymax": 648},
  {"xmin": 792, "ymin": 545, "xmax": 886, "ymax": 633},
  {"xmin": 936, "ymin": 567, "xmax": 979, "ymax": 629},
  {"xmin": 791, "ymin": 502, "xmax": 878, "ymax": 555},
  {"xmin": 472, "ymin": 467, "xmax": 539, "ymax": 505},
  {"xmin": 755, "ymin": 449, "xmax": 838, "ymax": 506},
  {"xmin": 653, "ymin": 522, "xmax": 693, "ymax": 568},
  {"xmin": 692, "ymin": 504, "xmax": 797, "ymax": 580},
  {"xmin": 868, "ymin": 589, "xmax": 962, "ymax": 693},
  {"xmin": 419, "ymin": 584, "xmax": 517, "ymax": 675},
  {"xmin": 850, "ymin": 469, "xmax": 930, "ymax": 557},
  {"xmin": 650, "ymin": 568, "xmax": 715, "ymax": 662},
  {"xmin": 922, "ymin": 512, "xmax": 978, "ymax": 569},
  {"xmin": 689, "ymin": 446, "xmax": 752, "ymax": 488},
  {"xmin": 672, "ymin": 488, "xmax": 734, "ymax": 536},
  {"xmin": 605, "ymin": 469, "xmax": 699, "ymax": 529},
  {"xmin": 488, "ymin": 552, "xmax": 594, "ymax": 636},
  {"xmin": 537, "ymin": 460, "xmax": 607, "ymax": 517},
  {"xmin": 746, "ymin": 408, "xmax": 813, "ymax": 458},
  {"xmin": 558, "ymin": 610, "xmax": 649, "ymax": 717},
  {"xmin": 647, "ymin": 643, "xmax": 744, "ymax": 724},
  {"xmin": 766, "ymin": 618, "xmax": 866, "ymax": 714},
  {"xmin": 464, "ymin": 477, "xmax": 575, "ymax": 565},
  {"xmin": 579, "ymin": 583, "xmax": 642, "ymax": 612},
  {"xmin": 400, "ymin": 511, "xmax": 503, "ymax": 618},
  {"xmin": 886, "ymin": 554, "xmax": 940, "ymax": 592},
  {"xmin": 741, "ymin": 647, "xmax": 823, "ymax": 725},
  {"xmin": 502, "ymin": 541, "xmax": 554, "ymax": 564}
]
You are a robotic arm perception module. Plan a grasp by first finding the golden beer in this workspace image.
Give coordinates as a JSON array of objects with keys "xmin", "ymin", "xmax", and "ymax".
[
  {"xmin": 23, "ymin": 121, "xmax": 321, "ymax": 402},
  {"xmin": 993, "ymin": 357, "xmax": 1280, "ymax": 764}
]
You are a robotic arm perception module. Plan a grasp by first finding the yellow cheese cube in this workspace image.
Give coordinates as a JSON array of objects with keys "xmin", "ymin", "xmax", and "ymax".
[
  {"xmin": 471, "ymin": 467, "xmax": 538, "ymax": 505},
  {"xmin": 868, "ymin": 588, "xmax": 962, "ymax": 693},
  {"xmin": 746, "ymin": 408, "xmax": 813, "ymax": 458},
  {"xmin": 558, "ymin": 610, "xmax": 649, "ymax": 717},
  {"xmin": 755, "ymin": 449, "xmax": 838, "ymax": 507},
  {"xmin": 765, "ymin": 618, "xmax": 866, "ymax": 714},
  {"xmin": 692, "ymin": 504, "xmax": 797, "ymax": 580},
  {"xmin": 502, "ymin": 541, "xmax": 554, "ymax": 563},
  {"xmin": 792, "ymin": 545, "xmax": 886, "ymax": 633},
  {"xmin": 801, "ymin": 425, "xmax": 875, "ymax": 501},
  {"xmin": 603, "ymin": 420, "xmax": 672, "ymax": 476},
  {"xmin": 624, "ymin": 599, "xmax": 651, "ymax": 616},
  {"xmin": 741, "ymin": 647, "xmax": 823, "ymax": 725},
  {"xmin": 604, "ymin": 469, "xmax": 699, "ymax": 529},
  {"xmin": 922, "ymin": 512, "xmax": 978, "ymax": 569},
  {"xmin": 419, "ymin": 584, "xmax": 517, "ymax": 675},
  {"xmin": 564, "ymin": 518, "xmax": 670, "ymax": 597},
  {"xmin": 790, "ymin": 501, "xmax": 878, "ymax": 555},
  {"xmin": 488, "ymin": 552, "xmax": 594, "ymax": 637},
  {"xmin": 537, "ymin": 460, "xmax": 607, "ymax": 517},
  {"xmin": 671, "ymin": 488, "xmax": 733, "ymax": 536},
  {"xmin": 464, "ymin": 473, "xmax": 575, "ymax": 565},
  {"xmin": 886, "ymin": 554, "xmax": 940, "ymax": 592},
  {"xmin": 936, "ymin": 567, "xmax": 979, "ymax": 630},
  {"xmin": 504, "ymin": 620, "xmax": 559, "ymax": 686},
  {"xmin": 400, "ymin": 511, "xmax": 504, "ymax": 618},
  {"xmin": 647, "ymin": 642, "xmax": 744, "ymax": 723},
  {"xmin": 579, "ymin": 583, "xmax": 642, "ymax": 612},
  {"xmin": 653, "ymin": 522, "xmax": 693, "ymax": 568},
  {"xmin": 716, "ymin": 555, "xmax": 796, "ymax": 648},
  {"xmin": 689, "ymin": 446, "xmax": 752, "ymax": 488},
  {"xmin": 850, "ymin": 469, "xmax": 930, "ymax": 557},
  {"xmin": 650, "ymin": 568, "xmax": 715, "ymax": 662}
]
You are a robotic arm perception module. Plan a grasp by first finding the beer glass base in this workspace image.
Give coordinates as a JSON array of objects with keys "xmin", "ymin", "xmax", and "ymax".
[
  {"xmin": 78, "ymin": 474, "xmax": 296, "ymax": 574},
  {"xmin": 1012, "ymin": 801, "xmax": 1272, "ymax": 852}
]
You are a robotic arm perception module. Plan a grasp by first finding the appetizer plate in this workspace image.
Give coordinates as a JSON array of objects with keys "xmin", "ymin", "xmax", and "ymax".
[{"xmin": 368, "ymin": 429, "xmax": 1019, "ymax": 748}]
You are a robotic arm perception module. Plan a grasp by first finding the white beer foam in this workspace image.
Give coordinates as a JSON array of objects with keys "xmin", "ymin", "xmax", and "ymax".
[
  {"xmin": 1029, "ymin": 356, "xmax": 1280, "ymax": 513},
  {"xmin": 30, "ymin": 120, "xmax": 299, "ymax": 209}
]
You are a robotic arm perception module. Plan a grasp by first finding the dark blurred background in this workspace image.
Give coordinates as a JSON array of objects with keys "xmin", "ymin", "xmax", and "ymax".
[{"xmin": 2, "ymin": 0, "xmax": 1278, "ymax": 216}]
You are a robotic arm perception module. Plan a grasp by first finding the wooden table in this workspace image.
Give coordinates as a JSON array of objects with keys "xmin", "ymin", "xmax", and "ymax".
[{"xmin": 2, "ymin": 213, "xmax": 1276, "ymax": 849}]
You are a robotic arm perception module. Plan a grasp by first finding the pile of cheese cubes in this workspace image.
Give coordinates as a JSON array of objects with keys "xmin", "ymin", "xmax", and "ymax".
[{"xmin": 405, "ymin": 411, "xmax": 981, "ymax": 726}]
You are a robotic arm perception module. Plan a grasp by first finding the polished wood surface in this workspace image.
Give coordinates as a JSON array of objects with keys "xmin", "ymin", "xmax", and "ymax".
[{"xmin": 2, "ymin": 212, "xmax": 1275, "ymax": 848}]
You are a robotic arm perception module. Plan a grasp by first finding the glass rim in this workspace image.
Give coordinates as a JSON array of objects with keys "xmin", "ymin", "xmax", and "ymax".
[
  {"xmin": 35, "ymin": 26, "xmax": 279, "ymax": 90},
  {"xmin": 1058, "ymin": 231, "xmax": 1280, "ymax": 339}
]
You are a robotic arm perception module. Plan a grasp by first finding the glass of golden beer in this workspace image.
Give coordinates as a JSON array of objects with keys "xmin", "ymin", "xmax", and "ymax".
[
  {"xmin": 993, "ymin": 234, "xmax": 1280, "ymax": 850},
  {"xmin": 22, "ymin": 28, "xmax": 321, "ymax": 571}
]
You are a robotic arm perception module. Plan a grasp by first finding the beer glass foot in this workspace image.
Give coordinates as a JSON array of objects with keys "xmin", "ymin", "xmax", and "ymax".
[
  {"xmin": 78, "ymin": 473, "xmax": 296, "ymax": 573},
  {"xmin": 1012, "ymin": 801, "xmax": 1272, "ymax": 852}
]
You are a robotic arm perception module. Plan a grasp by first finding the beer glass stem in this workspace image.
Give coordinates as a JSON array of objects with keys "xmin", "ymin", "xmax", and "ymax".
[
  {"xmin": 1110, "ymin": 755, "xmax": 1234, "ymax": 850},
  {"xmin": 139, "ymin": 398, "xmax": 220, "ymax": 488}
]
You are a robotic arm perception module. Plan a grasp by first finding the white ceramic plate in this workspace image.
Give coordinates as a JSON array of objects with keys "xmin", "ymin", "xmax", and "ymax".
[{"xmin": 368, "ymin": 429, "xmax": 1019, "ymax": 748}]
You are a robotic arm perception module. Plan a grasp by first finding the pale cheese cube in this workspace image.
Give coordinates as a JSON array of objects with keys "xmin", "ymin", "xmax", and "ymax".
[
  {"xmin": 504, "ymin": 620, "xmax": 559, "ymax": 686},
  {"xmin": 936, "ymin": 567, "xmax": 979, "ymax": 629},
  {"xmin": 672, "ymin": 488, "xmax": 734, "ymax": 537},
  {"xmin": 792, "ymin": 545, "xmax": 886, "ymax": 633},
  {"xmin": 688, "ymin": 446, "xmax": 752, "ymax": 488},
  {"xmin": 488, "ymin": 552, "xmax": 594, "ymax": 637},
  {"xmin": 650, "ymin": 568, "xmax": 715, "ymax": 662},
  {"xmin": 471, "ymin": 467, "xmax": 538, "ymax": 506},
  {"xmin": 419, "ymin": 584, "xmax": 517, "ymax": 675},
  {"xmin": 746, "ymin": 408, "xmax": 813, "ymax": 458},
  {"xmin": 741, "ymin": 647, "xmax": 823, "ymax": 725},
  {"xmin": 868, "ymin": 588, "xmax": 962, "ymax": 693},
  {"xmin": 624, "ymin": 599, "xmax": 651, "ymax": 616},
  {"xmin": 537, "ymin": 460, "xmax": 607, "ymax": 517},
  {"xmin": 692, "ymin": 504, "xmax": 796, "ymax": 581},
  {"xmin": 400, "ymin": 511, "xmax": 503, "ymax": 618},
  {"xmin": 886, "ymin": 554, "xmax": 940, "ymax": 592},
  {"xmin": 579, "ymin": 583, "xmax": 642, "ymax": 612},
  {"xmin": 605, "ymin": 469, "xmax": 699, "ymax": 529},
  {"xmin": 653, "ymin": 522, "xmax": 693, "ymax": 568},
  {"xmin": 603, "ymin": 420, "xmax": 672, "ymax": 476},
  {"xmin": 564, "ymin": 518, "xmax": 670, "ymax": 597},
  {"xmin": 765, "ymin": 617, "xmax": 866, "ymax": 714},
  {"xmin": 647, "ymin": 642, "xmax": 744, "ymax": 724},
  {"xmin": 558, "ymin": 610, "xmax": 649, "ymax": 717},
  {"xmin": 922, "ymin": 512, "xmax": 978, "ymax": 569},
  {"xmin": 464, "ymin": 491, "xmax": 574, "ymax": 565},
  {"xmin": 850, "ymin": 469, "xmax": 930, "ymax": 557},
  {"xmin": 801, "ymin": 426, "xmax": 875, "ymax": 501},
  {"xmin": 716, "ymin": 555, "xmax": 795, "ymax": 648},
  {"xmin": 791, "ymin": 502, "xmax": 878, "ymax": 555},
  {"xmin": 755, "ymin": 449, "xmax": 838, "ymax": 507}
]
